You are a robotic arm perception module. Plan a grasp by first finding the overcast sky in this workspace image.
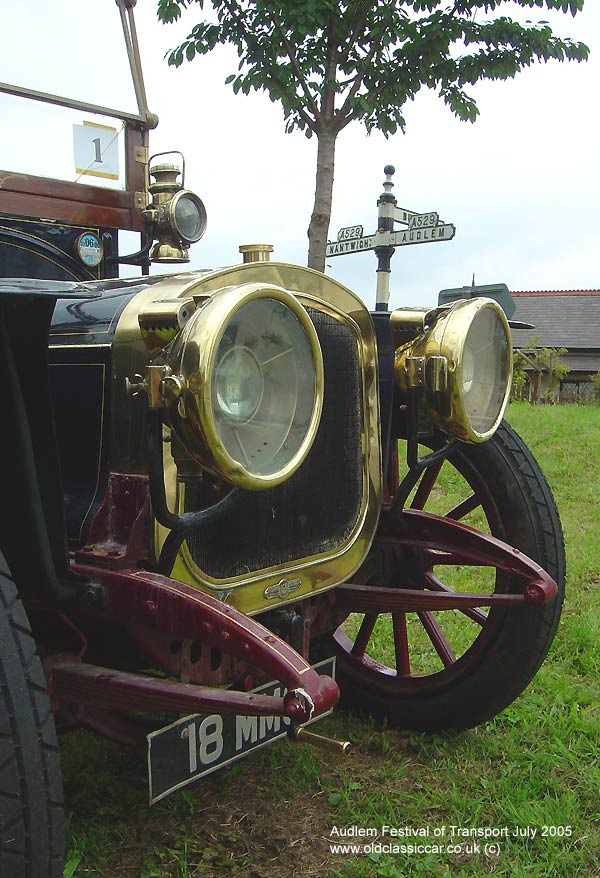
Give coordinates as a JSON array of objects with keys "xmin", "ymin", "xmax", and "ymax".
[{"xmin": 1, "ymin": 1, "xmax": 599, "ymax": 310}]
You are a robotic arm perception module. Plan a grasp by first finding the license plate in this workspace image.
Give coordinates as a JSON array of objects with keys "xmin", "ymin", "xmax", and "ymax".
[{"xmin": 147, "ymin": 657, "xmax": 336, "ymax": 804}]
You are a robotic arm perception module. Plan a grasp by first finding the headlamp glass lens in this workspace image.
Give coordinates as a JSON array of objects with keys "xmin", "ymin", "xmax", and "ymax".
[
  {"xmin": 211, "ymin": 298, "xmax": 317, "ymax": 477},
  {"xmin": 215, "ymin": 347, "xmax": 263, "ymax": 421},
  {"xmin": 461, "ymin": 307, "xmax": 510, "ymax": 434}
]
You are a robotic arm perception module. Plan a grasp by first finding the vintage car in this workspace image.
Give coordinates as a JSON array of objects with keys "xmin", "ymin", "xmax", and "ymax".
[{"xmin": 0, "ymin": 5, "xmax": 564, "ymax": 877}]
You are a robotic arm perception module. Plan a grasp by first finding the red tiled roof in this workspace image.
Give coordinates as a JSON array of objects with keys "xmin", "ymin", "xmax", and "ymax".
[{"xmin": 512, "ymin": 290, "xmax": 600, "ymax": 297}]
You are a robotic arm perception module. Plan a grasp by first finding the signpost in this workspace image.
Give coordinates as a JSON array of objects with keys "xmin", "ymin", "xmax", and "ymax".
[
  {"xmin": 325, "ymin": 166, "xmax": 456, "ymax": 309},
  {"xmin": 325, "ymin": 223, "xmax": 455, "ymax": 257}
]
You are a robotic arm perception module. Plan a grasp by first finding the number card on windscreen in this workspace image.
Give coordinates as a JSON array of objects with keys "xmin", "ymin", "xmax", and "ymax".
[{"xmin": 73, "ymin": 120, "xmax": 120, "ymax": 181}]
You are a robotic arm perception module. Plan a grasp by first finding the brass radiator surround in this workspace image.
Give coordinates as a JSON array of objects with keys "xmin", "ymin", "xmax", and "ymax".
[{"xmin": 110, "ymin": 263, "xmax": 382, "ymax": 615}]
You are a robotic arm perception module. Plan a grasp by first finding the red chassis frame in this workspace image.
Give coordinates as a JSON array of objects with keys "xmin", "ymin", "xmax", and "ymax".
[{"xmin": 40, "ymin": 469, "xmax": 557, "ymax": 742}]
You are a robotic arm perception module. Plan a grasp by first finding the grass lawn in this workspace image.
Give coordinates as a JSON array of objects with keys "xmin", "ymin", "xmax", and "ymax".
[{"xmin": 62, "ymin": 403, "xmax": 600, "ymax": 878}]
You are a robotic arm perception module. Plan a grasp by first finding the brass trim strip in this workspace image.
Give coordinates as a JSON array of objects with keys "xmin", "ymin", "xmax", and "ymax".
[{"xmin": 49, "ymin": 343, "xmax": 112, "ymax": 350}]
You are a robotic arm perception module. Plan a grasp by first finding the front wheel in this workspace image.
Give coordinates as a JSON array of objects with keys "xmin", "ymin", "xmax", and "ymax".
[
  {"xmin": 0, "ymin": 558, "xmax": 64, "ymax": 877},
  {"xmin": 329, "ymin": 421, "xmax": 565, "ymax": 731}
]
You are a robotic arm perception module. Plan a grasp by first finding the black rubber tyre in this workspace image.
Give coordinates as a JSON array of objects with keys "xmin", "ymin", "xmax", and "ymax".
[
  {"xmin": 331, "ymin": 420, "xmax": 565, "ymax": 731},
  {"xmin": 0, "ymin": 558, "xmax": 64, "ymax": 877}
]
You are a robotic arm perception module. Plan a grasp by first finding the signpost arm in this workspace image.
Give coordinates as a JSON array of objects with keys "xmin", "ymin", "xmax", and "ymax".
[
  {"xmin": 374, "ymin": 165, "xmax": 396, "ymax": 311},
  {"xmin": 325, "ymin": 166, "xmax": 455, "ymax": 309}
]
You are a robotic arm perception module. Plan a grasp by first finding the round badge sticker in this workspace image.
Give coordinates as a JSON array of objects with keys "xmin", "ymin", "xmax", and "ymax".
[{"xmin": 76, "ymin": 232, "xmax": 104, "ymax": 267}]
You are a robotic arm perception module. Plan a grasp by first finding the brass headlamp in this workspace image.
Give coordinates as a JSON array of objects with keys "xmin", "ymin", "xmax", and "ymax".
[
  {"xmin": 141, "ymin": 282, "xmax": 324, "ymax": 490},
  {"xmin": 143, "ymin": 158, "xmax": 207, "ymax": 263},
  {"xmin": 393, "ymin": 297, "xmax": 512, "ymax": 443}
]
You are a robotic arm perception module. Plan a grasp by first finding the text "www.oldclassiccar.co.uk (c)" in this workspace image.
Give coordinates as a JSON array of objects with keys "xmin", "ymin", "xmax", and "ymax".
[{"xmin": 329, "ymin": 824, "xmax": 573, "ymax": 857}]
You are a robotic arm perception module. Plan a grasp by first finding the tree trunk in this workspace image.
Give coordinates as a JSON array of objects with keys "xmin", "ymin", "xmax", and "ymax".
[{"xmin": 307, "ymin": 128, "xmax": 336, "ymax": 273}]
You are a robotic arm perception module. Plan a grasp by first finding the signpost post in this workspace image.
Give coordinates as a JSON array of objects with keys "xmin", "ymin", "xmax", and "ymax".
[{"xmin": 325, "ymin": 166, "xmax": 456, "ymax": 310}]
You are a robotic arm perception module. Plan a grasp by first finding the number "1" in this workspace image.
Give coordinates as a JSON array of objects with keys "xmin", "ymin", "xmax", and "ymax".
[{"xmin": 92, "ymin": 137, "xmax": 103, "ymax": 163}]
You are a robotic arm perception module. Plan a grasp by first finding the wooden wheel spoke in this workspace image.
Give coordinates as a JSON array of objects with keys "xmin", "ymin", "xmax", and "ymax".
[
  {"xmin": 446, "ymin": 492, "xmax": 481, "ymax": 521},
  {"xmin": 424, "ymin": 571, "xmax": 489, "ymax": 626},
  {"xmin": 422, "ymin": 549, "xmax": 456, "ymax": 566},
  {"xmin": 417, "ymin": 611, "xmax": 456, "ymax": 668},
  {"xmin": 392, "ymin": 612, "xmax": 411, "ymax": 676},
  {"xmin": 351, "ymin": 613, "xmax": 378, "ymax": 658},
  {"xmin": 410, "ymin": 461, "xmax": 443, "ymax": 510}
]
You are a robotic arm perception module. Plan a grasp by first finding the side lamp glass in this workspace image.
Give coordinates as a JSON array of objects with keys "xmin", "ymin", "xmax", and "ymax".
[{"xmin": 170, "ymin": 191, "xmax": 207, "ymax": 244}]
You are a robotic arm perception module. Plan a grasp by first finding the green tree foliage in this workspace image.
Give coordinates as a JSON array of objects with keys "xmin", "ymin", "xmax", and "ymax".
[
  {"xmin": 511, "ymin": 349, "xmax": 530, "ymax": 401},
  {"xmin": 534, "ymin": 346, "xmax": 570, "ymax": 402},
  {"xmin": 157, "ymin": 0, "xmax": 588, "ymax": 272},
  {"xmin": 515, "ymin": 334, "xmax": 570, "ymax": 403},
  {"xmin": 591, "ymin": 370, "xmax": 600, "ymax": 403}
]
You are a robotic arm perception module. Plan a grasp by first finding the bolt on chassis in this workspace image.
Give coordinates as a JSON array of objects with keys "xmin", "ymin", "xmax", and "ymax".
[{"xmin": 0, "ymin": 12, "xmax": 564, "ymax": 878}]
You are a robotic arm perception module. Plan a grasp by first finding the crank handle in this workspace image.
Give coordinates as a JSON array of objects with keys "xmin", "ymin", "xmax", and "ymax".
[{"xmin": 289, "ymin": 725, "xmax": 351, "ymax": 756}]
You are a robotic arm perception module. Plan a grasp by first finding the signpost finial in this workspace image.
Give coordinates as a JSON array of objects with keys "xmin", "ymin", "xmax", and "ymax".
[{"xmin": 380, "ymin": 165, "xmax": 396, "ymax": 205}]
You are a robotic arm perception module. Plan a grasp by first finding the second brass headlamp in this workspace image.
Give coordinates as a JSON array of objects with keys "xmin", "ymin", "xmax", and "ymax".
[{"xmin": 393, "ymin": 297, "xmax": 512, "ymax": 443}]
